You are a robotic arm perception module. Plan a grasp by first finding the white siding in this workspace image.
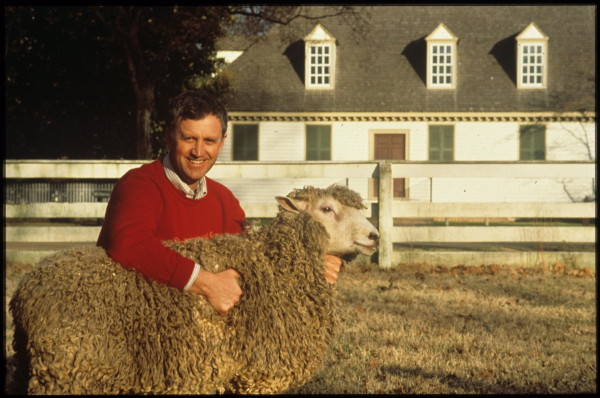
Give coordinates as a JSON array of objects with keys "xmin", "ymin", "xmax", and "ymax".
[
  {"xmin": 218, "ymin": 119, "xmax": 595, "ymax": 203},
  {"xmin": 455, "ymin": 123, "xmax": 518, "ymax": 160},
  {"xmin": 219, "ymin": 124, "xmax": 234, "ymax": 162},
  {"xmin": 332, "ymin": 122, "xmax": 370, "ymax": 160},
  {"xmin": 547, "ymin": 122, "xmax": 596, "ymax": 161},
  {"xmin": 260, "ymin": 122, "xmax": 305, "ymax": 161}
]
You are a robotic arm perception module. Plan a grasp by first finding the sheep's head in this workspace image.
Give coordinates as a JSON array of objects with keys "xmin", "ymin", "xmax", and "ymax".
[{"xmin": 276, "ymin": 185, "xmax": 379, "ymax": 259}]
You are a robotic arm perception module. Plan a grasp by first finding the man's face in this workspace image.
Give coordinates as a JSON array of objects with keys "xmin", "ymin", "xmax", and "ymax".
[{"xmin": 166, "ymin": 115, "xmax": 226, "ymax": 190}]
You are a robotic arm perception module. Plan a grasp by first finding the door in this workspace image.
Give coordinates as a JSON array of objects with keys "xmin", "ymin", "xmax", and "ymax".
[{"xmin": 374, "ymin": 134, "xmax": 406, "ymax": 198}]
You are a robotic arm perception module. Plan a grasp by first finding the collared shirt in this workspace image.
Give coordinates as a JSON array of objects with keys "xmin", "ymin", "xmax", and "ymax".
[
  {"xmin": 163, "ymin": 154, "xmax": 208, "ymax": 200},
  {"xmin": 162, "ymin": 154, "xmax": 204, "ymax": 291}
]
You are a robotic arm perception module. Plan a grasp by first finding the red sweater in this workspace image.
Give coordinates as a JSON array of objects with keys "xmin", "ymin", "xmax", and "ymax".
[{"xmin": 97, "ymin": 159, "xmax": 246, "ymax": 290}]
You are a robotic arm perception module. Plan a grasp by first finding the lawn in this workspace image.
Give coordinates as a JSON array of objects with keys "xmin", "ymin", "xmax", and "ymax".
[
  {"xmin": 4, "ymin": 260, "xmax": 596, "ymax": 394},
  {"xmin": 287, "ymin": 261, "xmax": 596, "ymax": 394}
]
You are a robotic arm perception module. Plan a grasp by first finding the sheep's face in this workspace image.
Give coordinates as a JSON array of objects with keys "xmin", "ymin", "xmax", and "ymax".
[{"xmin": 276, "ymin": 193, "xmax": 379, "ymax": 258}]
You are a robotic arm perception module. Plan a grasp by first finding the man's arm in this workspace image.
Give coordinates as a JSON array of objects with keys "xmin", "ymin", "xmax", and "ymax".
[
  {"xmin": 97, "ymin": 175, "xmax": 196, "ymax": 289},
  {"xmin": 188, "ymin": 255, "xmax": 341, "ymax": 316}
]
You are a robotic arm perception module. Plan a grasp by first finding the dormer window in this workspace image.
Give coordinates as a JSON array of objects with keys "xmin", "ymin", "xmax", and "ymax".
[
  {"xmin": 304, "ymin": 24, "xmax": 336, "ymax": 89},
  {"xmin": 426, "ymin": 23, "xmax": 458, "ymax": 89},
  {"xmin": 516, "ymin": 23, "xmax": 548, "ymax": 89}
]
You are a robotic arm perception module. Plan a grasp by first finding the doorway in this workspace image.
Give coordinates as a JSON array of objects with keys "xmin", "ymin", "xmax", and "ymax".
[{"xmin": 373, "ymin": 133, "xmax": 407, "ymax": 198}]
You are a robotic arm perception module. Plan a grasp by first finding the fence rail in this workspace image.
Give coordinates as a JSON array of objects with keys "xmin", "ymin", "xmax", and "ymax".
[{"xmin": 4, "ymin": 160, "xmax": 596, "ymax": 268}]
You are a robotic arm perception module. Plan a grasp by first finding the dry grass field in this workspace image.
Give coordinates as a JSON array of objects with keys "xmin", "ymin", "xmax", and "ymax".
[{"xmin": 4, "ymin": 259, "xmax": 596, "ymax": 394}]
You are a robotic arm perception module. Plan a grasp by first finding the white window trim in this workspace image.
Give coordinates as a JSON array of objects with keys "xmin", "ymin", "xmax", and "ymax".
[
  {"xmin": 516, "ymin": 23, "xmax": 549, "ymax": 89},
  {"xmin": 425, "ymin": 23, "xmax": 458, "ymax": 89},
  {"xmin": 304, "ymin": 24, "xmax": 336, "ymax": 90}
]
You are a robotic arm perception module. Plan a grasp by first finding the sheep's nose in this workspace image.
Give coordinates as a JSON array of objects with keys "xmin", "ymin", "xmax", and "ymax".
[{"xmin": 369, "ymin": 231, "xmax": 379, "ymax": 243}]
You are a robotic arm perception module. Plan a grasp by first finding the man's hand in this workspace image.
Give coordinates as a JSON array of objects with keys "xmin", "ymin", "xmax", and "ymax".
[
  {"xmin": 324, "ymin": 254, "xmax": 343, "ymax": 284},
  {"xmin": 190, "ymin": 269, "xmax": 242, "ymax": 316}
]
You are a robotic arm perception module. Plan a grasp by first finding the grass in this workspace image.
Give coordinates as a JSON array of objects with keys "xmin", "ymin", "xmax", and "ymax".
[
  {"xmin": 286, "ymin": 261, "xmax": 596, "ymax": 394},
  {"xmin": 4, "ymin": 260, "xmax": 596, "ymax": 394}
]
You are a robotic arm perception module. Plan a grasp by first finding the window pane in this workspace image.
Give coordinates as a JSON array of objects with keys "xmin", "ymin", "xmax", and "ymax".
[
  {"xmin": 233, "ymin": 124, "xmax": 258, "ymax": 161},
  {"xmin": 520, "ymin": 125, "xmax": 545, "ymax": 160},
  {"xmin": 429, "ymin": 125, "xmax": 454, "ymax": 161},
  {"xmin": 306, "ymin": 125, "xmax": 331, "ymax": 160},
  {"xmin": 308, "ymin": 44, "xmax": 332, "ymax": 87}
]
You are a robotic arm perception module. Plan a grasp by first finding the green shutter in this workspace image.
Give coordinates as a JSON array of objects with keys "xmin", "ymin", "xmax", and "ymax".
[
  {"xmin": 233, "ymin": 124, "xmax": 258, "ymax": 161},
  {"xmin": 306, "ymin": 125, "xmax": 331, "ymax": 160},
  {"xmin": 520, "ymin": 125, "xmax": 545, "ymax": 160},
  {"xmin": 429, "ymin": 125, "xmax": 454, "ymax": 161}
]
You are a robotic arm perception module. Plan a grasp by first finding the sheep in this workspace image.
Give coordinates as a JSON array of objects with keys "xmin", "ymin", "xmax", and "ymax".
[{"xmin": 10, "ymin": 184, "xmax": 379, "ymax": 395}]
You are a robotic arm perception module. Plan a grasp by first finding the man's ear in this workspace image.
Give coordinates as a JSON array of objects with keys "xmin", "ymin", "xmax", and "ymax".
[{"xmin": 275, "ymin": 196, "xmax": 307, "ymax": 213}]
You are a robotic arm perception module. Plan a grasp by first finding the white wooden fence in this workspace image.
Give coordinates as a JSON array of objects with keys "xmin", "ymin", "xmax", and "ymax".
[{"xmin": 4, "ymin": 160, "xmax": 596, "ymax": 268}]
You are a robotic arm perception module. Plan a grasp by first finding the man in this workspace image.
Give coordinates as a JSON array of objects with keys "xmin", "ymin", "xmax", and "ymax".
[{"xmin": 98, "ymin": 90, "xmax": 342, "ymax": 315}]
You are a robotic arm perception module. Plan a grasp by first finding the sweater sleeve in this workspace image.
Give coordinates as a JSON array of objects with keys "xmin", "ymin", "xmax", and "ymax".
[{"xmin": 97, "ymin": 172, "xmax": 195, "ymax": 290}]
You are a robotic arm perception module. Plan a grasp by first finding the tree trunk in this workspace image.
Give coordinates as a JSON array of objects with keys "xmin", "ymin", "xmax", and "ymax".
[
  {"xmin": 134, "ymin": 83, "xmax": 156, "ymax": 159},
  {"xmin": 118, "ymin": 9, "xmax": 156, "ymax": 159}
]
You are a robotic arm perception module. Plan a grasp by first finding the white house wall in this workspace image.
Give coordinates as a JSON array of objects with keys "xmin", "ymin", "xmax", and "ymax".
[
  {"xmin": 455, "ymin": 123, "xmax": 518, "ymax": 161},
  {"xmin": 259, "ymin": 122, "xmax": 305, "ymax": 161},
  {"xmin": 219, "ymin": 120, "xmax": 595, "ymax": 204},
  {"xmin": 546, "ymin": 122, "xmax": 596, "ymax": 161}
]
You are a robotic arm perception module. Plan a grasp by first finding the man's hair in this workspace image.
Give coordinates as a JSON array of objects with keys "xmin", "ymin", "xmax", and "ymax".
[{"xmin": 166, "ymin": 90, "xmax": 228, "ymax": 138}]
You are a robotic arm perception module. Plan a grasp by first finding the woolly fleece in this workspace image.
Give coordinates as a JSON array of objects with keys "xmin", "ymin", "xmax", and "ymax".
[{"xmin": 10, "ymin": 185, "xmax": 368, "ymax": 394}]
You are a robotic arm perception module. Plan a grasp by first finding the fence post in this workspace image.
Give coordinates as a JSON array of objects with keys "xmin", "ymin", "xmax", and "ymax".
[{"xmin": 378, "ymin": 162, "xmax": 393, "ymax": 268}]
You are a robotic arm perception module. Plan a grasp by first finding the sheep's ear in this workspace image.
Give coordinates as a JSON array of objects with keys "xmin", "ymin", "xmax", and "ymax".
[{"xmin": 275, "ymin": 196, "xmax": 307, "ymax": 213}]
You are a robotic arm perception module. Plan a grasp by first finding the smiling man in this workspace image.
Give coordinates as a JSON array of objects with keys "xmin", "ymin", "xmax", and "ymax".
[{"xmin": 98, "ymin": 90, "xmax": 342, "ymax": 316}]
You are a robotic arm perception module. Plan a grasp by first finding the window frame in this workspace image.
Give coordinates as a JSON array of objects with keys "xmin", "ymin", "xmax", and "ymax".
[
  {"xmin": 429, "ymin": 43, "xmax": 456, "ymax": 88},
  {"xmin": 516, "ymin": 23, "xmax": 549, "ymax": 89},
  {"xmin": 304, "ymin": 24, "xmax": 336, "ymax": 90},
  {"xmin": 232, "ymin": 123, "xmax": 259, "ymax": 161},
  {"xmin": 307, "ymin": 44, "xmax": 333, "ymax": 88},
  {"xmin": 425, "ymin": 23, "xmax": 458, "ymax": 90}
]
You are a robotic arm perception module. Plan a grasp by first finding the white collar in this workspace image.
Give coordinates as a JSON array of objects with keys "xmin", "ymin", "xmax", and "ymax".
[{"xmin": 162, "ymin": 154, "xmax": 207, "ymax": 199}]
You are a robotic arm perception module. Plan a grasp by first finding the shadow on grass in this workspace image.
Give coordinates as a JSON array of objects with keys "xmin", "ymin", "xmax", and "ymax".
[{"xmin": 381, "ymin": 364, "xmax": 566, "ymax": 394}]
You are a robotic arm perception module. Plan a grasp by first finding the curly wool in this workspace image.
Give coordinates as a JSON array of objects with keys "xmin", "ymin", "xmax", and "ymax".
[
  {"xmin": 10, "ymin": 186, "xmax": 353, "ymax": 395},
  {"xmin": 287, "ymin": 184, "xmax": 367, "ymax": 210}
]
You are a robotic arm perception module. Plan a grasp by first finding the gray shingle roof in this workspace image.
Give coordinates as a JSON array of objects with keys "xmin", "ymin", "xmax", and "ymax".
[{"xmin": 221, "ymin": 5, "xmax": 595, "ymax": 113}]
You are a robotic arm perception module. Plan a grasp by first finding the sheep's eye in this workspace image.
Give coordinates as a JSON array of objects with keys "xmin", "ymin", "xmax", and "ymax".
[{"xmin": 321, "ymin": 206, "xmax": 333, "ymax": 213}]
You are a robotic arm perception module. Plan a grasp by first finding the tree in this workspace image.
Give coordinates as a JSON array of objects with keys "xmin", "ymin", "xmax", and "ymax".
[{"xmin": 5, "ymin": 6, "xmax": 367, "ymax": 159}]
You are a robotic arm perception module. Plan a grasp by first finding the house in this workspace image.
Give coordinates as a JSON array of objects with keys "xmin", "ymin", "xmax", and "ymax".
[{"xmin": 216, "ymin": 5, "xmax": 595, "ymax": 204}]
